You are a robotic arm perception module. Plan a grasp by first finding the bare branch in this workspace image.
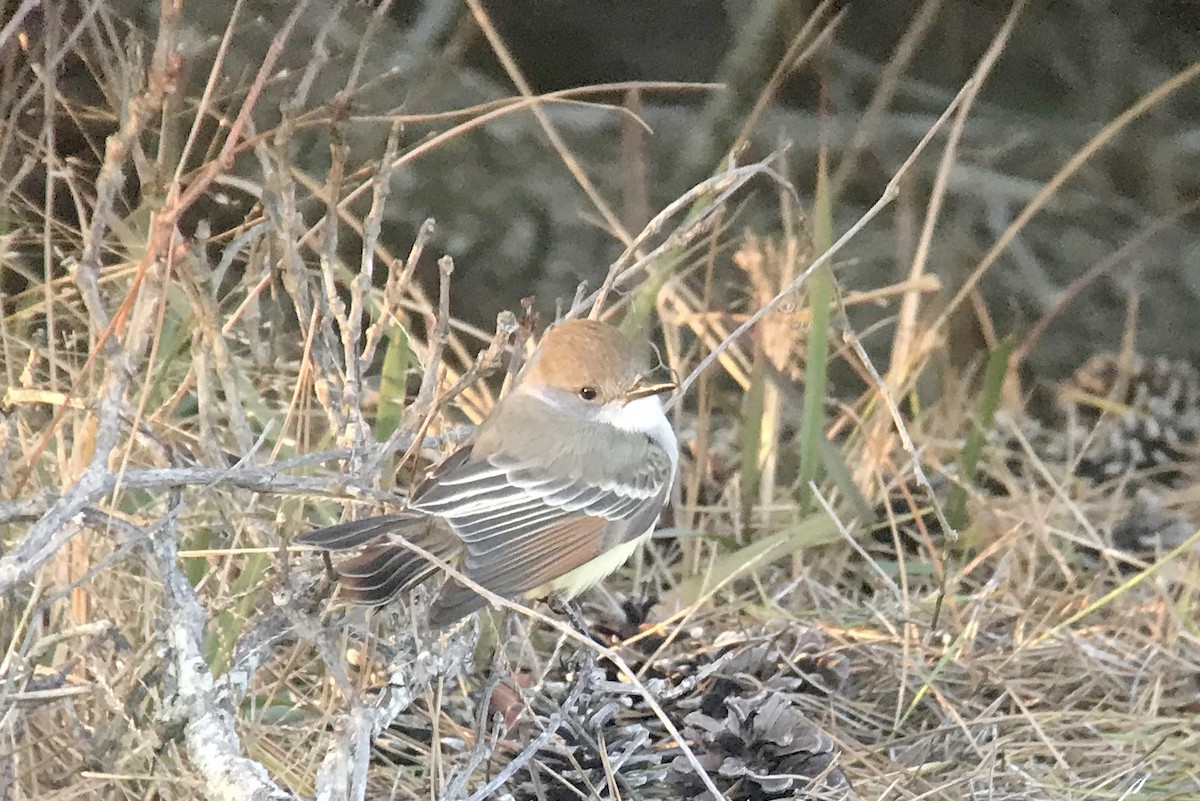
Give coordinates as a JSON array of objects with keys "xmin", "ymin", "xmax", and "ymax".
[
  {"xmin": 310, "ymin": 626, "xmax": 476, "ymax": 801},
  {"xmin": 151, "ymin": 492, "xmax": 296, "ymax": 801}
]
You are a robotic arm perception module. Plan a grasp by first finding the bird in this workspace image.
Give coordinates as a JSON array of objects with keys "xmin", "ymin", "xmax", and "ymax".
[{"xmin": 295, "ymin": 318, "xmax": 678, "ymax": 626}]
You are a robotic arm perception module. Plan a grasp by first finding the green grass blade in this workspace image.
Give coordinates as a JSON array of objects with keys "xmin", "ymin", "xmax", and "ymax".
[
  {"xmin": 797, "ymin": 153, "xmax": 834, "ymax": 516},
  {"xmin": 620, "ymin": 152, "xmax": 741, "ymax": 337},
  {"xmin": 819, "ymin": 437, "xmax": 874, "ymax": 521},
  {"xmin": 374, "ymin": 323, "xmax": 411, "ymax": 441},
  {"xmin": 945, "ymin": 335, "xmax": 1016, "ymax": 529},
  {"xmin": 620, "ymin": 251, "xmax": 681, "ymax": 337},
  {"xmin": 664, "ymin": 511, "xmax": 840, "ymax": 610}
]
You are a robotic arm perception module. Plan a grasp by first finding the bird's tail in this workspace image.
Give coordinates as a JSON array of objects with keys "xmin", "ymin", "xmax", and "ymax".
[
  {"xmin": 427, "ymin": 577, "xmax": 491, "ymax": 626},
  {"xmin": 295, "ymin": 513, "xmax": 460, "ymax": 607}
]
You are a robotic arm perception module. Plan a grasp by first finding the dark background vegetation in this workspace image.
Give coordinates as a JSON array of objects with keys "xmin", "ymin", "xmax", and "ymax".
[{"xmin": 6, "ymin": 0, "xmax": 1200, "ymax": 383}]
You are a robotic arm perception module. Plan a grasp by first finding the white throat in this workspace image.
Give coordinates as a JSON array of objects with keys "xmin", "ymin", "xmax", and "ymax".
[{"xmin": 596, "ymin": 395, "xmax": 678, "ymax": 463}]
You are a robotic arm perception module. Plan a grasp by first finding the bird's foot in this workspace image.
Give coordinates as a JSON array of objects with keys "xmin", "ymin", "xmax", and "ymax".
[{"xmin": 547, "ymin": 593, "xmax": 591, "ymax": 636}]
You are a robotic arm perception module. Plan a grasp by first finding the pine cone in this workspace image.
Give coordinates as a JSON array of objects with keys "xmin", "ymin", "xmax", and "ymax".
[
  {"xmin": 668, "ymin": 691, "xmax": 847, "ymax": 800},
  {"xmin": 1061, "ymin": 353, "xmax": 1200, "ymax": 485},
  {"xmin": 504, "ymin": 665, "xmax": 672, "ymax": 800},
  {"xmin": 684, "ymin": 626, "xmax": 848, "ymax": 719}
]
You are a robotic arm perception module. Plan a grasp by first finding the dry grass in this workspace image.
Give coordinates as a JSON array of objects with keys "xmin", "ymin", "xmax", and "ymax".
[{"xmin": 2, "ymin": 2, "xmax": 1198, "ymax": 800}]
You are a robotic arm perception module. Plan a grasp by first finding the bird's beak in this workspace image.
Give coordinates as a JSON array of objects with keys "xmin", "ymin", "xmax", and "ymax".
[{"xmin": 625, "ymin": 375, "xmax": 677, "ymax": 402}]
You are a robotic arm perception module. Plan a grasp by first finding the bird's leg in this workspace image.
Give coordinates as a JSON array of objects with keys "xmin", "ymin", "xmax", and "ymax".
[{"xmin": 546, "ymin": 593, "xmax": 592, "ymax": 638}]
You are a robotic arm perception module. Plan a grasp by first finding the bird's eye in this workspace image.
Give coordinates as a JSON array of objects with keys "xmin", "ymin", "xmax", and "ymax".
[{"xmin": 578, "ymin": 386, "xmax": 598, "ymax": 401}]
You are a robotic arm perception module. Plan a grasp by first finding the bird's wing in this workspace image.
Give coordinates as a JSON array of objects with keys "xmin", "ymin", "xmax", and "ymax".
[
  {"xmin": 426, "ymin": 514, "xmax": 610, "ymax": 623},
  {"xmin": 410, "ymin": 441, "xmax": 673, "ymax": 602},
  {"xmin": 293, "ymin": 513, "xmax": 423, "ymax": 550}
]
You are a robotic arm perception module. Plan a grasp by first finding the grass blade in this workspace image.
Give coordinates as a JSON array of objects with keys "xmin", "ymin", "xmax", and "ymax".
[
  {"xmin": 663, "ymin": 511, "xmax": 840, "ymax": 611},
  {"xmin": 374, "ymin": 323, "xmax": 411, "ymax": 441},
  {"xmin": 944, "ymin": 335, "xmax": 1016, "ymax": 529},
  {"xmin": 797, "ymin": 151, "xmax": 834, "ymax": 516}
]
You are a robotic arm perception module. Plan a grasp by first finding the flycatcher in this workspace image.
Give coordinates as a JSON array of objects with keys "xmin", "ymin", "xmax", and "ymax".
[{"xmin": 296, "ymin": 319, "xmax": 678, "ymax": 625}]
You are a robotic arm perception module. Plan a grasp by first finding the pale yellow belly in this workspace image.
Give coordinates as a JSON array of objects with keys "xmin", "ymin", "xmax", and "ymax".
[{"xmin": 529, "ymin": 530, "xmax": 652, "ymax": 600}]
